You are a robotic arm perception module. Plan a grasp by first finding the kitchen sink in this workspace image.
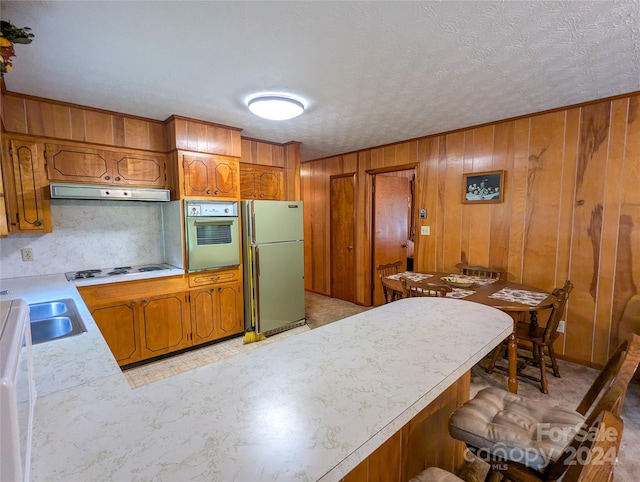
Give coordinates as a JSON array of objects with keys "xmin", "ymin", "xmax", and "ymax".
[{"xmin": 28, "ymin": 298, "xmax": 87, "ymax": 345}]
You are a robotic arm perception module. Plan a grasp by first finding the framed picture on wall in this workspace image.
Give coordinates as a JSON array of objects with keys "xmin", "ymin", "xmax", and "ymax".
[{"xmin": 462, "ymin": 170, "xmax": 505, "ymax": 204}]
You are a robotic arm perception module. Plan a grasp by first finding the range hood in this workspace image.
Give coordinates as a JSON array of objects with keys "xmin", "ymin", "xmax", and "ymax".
[{"xmin": 49, "ymin": 183, "xmax": 170, "ymax": 202}]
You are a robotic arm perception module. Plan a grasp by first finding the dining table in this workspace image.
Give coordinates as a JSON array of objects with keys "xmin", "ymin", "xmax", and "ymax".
[{"xmin": 382, "ymin": 271, "xmax": 555, "ymax": 394}]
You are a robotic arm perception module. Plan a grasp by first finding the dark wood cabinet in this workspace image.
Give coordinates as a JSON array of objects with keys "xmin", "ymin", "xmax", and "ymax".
[
  {"xmin": 182, "ymin": 153, "xmax": 239, "ymax": 198},
  {"xmin": 3, "ymin": 138, "xmax": 52, "ymax": 233},
  {"xmin": 239, "ymin": 163, "xmax": 284, "ymax": 200},
  {"xmin": 46, "ymin": 143, "xmax": 167, "ymax": 187}
]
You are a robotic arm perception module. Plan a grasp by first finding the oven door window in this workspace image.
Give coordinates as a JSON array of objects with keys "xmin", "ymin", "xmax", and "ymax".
[
  {"xmin": 196, "ymin": 221, "xmax": 232, "ymax": 246},
  {"xmin": 187, "ymin": 217, "xmax": 240, "ymax": 272}
]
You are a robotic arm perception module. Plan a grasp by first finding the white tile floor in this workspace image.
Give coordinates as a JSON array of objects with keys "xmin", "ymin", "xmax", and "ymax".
[{"xmin": 124, "ymin": 324, "xmax": 310, "ymax": 388}]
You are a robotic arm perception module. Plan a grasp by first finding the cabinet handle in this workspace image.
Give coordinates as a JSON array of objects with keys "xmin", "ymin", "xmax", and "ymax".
[
  {"xmin": 114, "ymin": 176, "xmax": 121, "ymax": 181},
  {"xmin": 104, "ymin": 175, "xmax": 111, "ymax": 180},
  {"xmin": 34, "ymin": 220, "xmax": 42, "ymax": 226},
  {"xmin": 206, "ymin": 189, "xmax": 211, "ymax": 194},
  {"xmin": 141, "ymin": 300, "xmax": 147, "ymax": 305},
  {"xmin": 214, "ymin": 189, "xmax": 220, "ymax": 195},
  {"xmin": 130, "ymin": 301, "xmax": 136, "ymax": 306}
]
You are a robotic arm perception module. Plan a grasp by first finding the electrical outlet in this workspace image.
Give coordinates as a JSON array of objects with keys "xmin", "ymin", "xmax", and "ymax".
[
  {"xmin": 557, "ymin": 320, "xmax": 566, "ymax": 333},
  {"xmin": 21, "ymin": 248, "xmax": 34, "ymax": 262},
  {"xmin": 420, "ymin": 226, "xmax": 430, "ymax": 236}
]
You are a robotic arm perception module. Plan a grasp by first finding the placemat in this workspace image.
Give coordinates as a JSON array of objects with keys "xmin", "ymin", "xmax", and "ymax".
[
  {"xmin": 386, "ymin": 272, "xmax": 434, "ymax": 281},
  {"xmin": 488, "ymin": 287, "xmax": 549, "ymax": 306},
  {"xmin": 447, "ymin": 288, "xmax": 476, "ymax": 299},
  {"xmin": 444, "ymin": 274, "xmax": 498, "ymax": 286}
]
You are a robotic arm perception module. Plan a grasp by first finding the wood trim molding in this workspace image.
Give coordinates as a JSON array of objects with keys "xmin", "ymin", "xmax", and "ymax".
[{"xmin": 163, "ymin": 114, "xmax": 243, "ymax": 132}]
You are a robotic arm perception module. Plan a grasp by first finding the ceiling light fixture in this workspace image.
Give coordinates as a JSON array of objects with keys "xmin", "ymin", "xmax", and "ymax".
[{"xmin": 248, "ymin": 95, "xmax": 304, "ymax": 121}]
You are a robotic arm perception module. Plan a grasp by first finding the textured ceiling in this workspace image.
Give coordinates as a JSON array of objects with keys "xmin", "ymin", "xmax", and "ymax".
[{"xmin": 2, "ymin": 1, "xmax": 639, "ymax": 161}]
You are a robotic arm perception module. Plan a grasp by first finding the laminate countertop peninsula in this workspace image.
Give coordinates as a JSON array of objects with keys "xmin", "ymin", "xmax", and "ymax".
[{"xmin": 0, "ymin": 274, "xmax": 513, "ymax": 481}]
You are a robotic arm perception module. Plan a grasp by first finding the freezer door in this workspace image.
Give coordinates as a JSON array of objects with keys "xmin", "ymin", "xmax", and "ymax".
[
  {"xmin": 254, "ymin": 240, "xmax": 305, "ymax": 333},
  {"xmin": 250, "ymin": 200, "xmax": 303, "ymax": 244}
]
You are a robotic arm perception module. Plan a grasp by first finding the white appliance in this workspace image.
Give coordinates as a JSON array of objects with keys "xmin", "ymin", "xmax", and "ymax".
[
  {"xmin": 1, "ymin": 299, "xmax": 36, "ymax": 482},
  {"xmin": 242, "ymin": 200, "xmax": 305, "ymax": 334},
  {"xmin": 185, "ymin": 201, "xmax": 240, "ymax": 272},
  {"xmin": 50, "ymin": 182, "xmax": 170, "ymax": 201}
]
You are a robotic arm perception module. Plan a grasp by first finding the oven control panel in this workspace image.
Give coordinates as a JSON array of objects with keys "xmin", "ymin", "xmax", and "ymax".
[{"xmin": 186, "ymin": 201, "xmax": 238, "ymax": 217}]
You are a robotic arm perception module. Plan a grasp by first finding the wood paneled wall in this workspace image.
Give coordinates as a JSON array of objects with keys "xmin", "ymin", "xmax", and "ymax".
[
  {"xmin": 301, "ymin": 93, "xmax": 640, "ymax": 367},
  {"xmin": 165, "ymin": 115, "xmax": 241, "ymax": 157},
  {"xmin": 2, "ymin": 91, "xmax": 167, "ymax": 151}
]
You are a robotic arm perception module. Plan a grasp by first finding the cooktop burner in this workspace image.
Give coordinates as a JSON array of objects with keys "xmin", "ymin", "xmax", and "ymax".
[{"xmin": 65, "ymin": 264, "xmax": 175, "ymax": 282}]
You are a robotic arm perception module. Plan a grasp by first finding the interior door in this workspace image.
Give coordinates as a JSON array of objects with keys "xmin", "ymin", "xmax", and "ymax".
[
  {"xmin": 330, "ymin": 174, "xmax": 356, "ymax": 303},
  {"xmin": 372, "ymin": 174, "xmax": 411, "ymax": 305}
]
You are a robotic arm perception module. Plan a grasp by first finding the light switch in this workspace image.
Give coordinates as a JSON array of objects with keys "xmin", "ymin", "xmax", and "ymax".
[{"xmin": 420, "ymin": 226, "xmax": 430, "ymax": 236}]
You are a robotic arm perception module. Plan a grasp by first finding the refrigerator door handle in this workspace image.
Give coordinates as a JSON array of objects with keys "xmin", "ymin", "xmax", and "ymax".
[
  {"xmin": 250, "ymin": 207, "xmax": 257, "ymax": 244},
  {"xmin": 254, "ymin": 246, "xmax": 260, "ymax": 277}
]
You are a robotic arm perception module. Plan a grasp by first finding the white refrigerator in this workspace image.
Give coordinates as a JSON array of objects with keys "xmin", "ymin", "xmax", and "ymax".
[{"xmin": 241, "ymin": 200, "xmax": 305, "ymax": 334}]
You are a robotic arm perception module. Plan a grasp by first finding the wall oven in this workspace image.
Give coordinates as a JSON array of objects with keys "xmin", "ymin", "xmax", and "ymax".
[{"xmin": 185, "ymin": 201, "xmax": 240, "ymax": 272}]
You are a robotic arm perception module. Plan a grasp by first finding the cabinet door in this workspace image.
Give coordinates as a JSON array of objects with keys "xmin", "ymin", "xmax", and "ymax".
[
  {"xmin": 47, "ymin": 144, "xmax": 167, "ymax": 188},
  {"xmin": 109, "ymin": 152, "xmax": 166, "ymax": 187},
  {"xmin": 191, "ymin": 282, "xmax": 243, "ymax": 344},
  {"xmin": 240, "ymin": 163, "xmax": 284, "ymax": 200},
  {"xmin": 46, "ymin": 144, "xmax": 110, "ymax": 183},
  {"xmin": 7, "ymin": 140, "xmax": 51, "ymax": 233},
  {"xmin": 218, "ymin": 281, "xmax": 244, "ymax": 336},
  {"xmin": 190, "ymin": 287, "xmax": 217, "ymax": 344},
  {"xmin": 139, "ymin": 292, "xmax": 191, "ymax": 358},
  {"xmin": 183, "ymin": 154, "xmax": 238, "ymax": 198},
  {"xmin": 90, "ymin": 302, "xmax": 143, "ymax": 365}
]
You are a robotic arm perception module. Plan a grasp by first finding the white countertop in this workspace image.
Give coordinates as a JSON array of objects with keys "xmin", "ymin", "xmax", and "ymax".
[{"xmin": 0, "ymin": 276, "xmax": 513, "ymax": 481}]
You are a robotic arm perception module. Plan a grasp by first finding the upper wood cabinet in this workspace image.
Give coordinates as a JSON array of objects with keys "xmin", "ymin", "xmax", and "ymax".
[
  {"xmin": 45, "ymin": 143, "xmax": 167, "ymax": 188},
  {"xmin": 182, "ymin": 152, "xmax": 239, "ymax": 199},
  {"xmin": 239, "ymin": 163, "xmax": 284, "ymax": 200},
  {"xmin": 3, "ymin": 138, "xmax": 52, "ymax": 234}
]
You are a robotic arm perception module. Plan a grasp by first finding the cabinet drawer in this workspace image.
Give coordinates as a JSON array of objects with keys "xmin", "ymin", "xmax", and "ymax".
[{"xmin": 188, "ymin": 268, "xmax": 240, "ymax": 287}]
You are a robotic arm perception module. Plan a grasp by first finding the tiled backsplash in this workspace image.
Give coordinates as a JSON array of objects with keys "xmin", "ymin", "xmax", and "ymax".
[{"xmin": 0, "ymin": 200, "xmax": 169, "ymax": 279}]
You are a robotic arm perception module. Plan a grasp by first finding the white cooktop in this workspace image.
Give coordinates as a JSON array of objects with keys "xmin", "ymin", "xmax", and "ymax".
[{"xmin": 65, "ymin": 263, "xmax": 183, "ymax": 286}]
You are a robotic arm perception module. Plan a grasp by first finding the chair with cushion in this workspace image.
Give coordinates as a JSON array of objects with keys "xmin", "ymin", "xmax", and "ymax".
[
  {"xmin": 399, "ymin": 276, "xmax": 452, "ymax": 298},
  {"xmin": 447, "ymin": 334, "xmax": 640, "ymax": 482},
  {"xmin": 455, "ymin": 263, "xmax": 505, "ymax": 281},
  {"xmin": 487, "ymin": 280, "xmax": 573, "ymax": 393},
  {"xmin": 410, "ymin": 409, "xmax": 623, "ymax": 482},
  {"xmin": 376, "ymin": 261, "xmax": 403, "ymax": 303}
]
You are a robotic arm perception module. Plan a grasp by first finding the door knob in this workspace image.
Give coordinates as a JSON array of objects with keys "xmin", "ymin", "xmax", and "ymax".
[{"xmin": 347, "ymin": 246, "xmax": 353, "ymax": 250}]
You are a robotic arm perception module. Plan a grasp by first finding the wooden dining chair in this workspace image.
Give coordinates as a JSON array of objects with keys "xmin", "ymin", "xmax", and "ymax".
[
  {"xmin": 455, "ymin": 262, "xmax": 505, "ymax": 281},
  {"xmin": 412, "ymin": 410, "xmax": 624, "ymax": 482},
  {"xmin": 375, "ymin": 261, "xmax": 403, "ymax": 303},
  {"xmin": 399, "ymin": 276, "xmax": 452, "ymax": 298},
  {"xmin": 487, "ymin": 280, "xmax": 573, "ymax": 393},
  {"xmin": 447, "ymin": 334, "xmax": 640, "ymax": 482}
]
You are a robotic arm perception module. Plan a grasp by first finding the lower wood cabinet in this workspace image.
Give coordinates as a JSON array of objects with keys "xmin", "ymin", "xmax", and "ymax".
[
  {"xmin": 139, "ymin": 292, "xmax": 192, "ymax": 358},
  {"xmin": 90, "ymin": 301, "xmax": 142, "ymax": 365},
  {"xmin": 191, "ymin": 281, "xmax": 244, "ymax": 344},
  {"xmin": 79, "ymin": 272, "xmax": 244, "ymax": 367}
]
